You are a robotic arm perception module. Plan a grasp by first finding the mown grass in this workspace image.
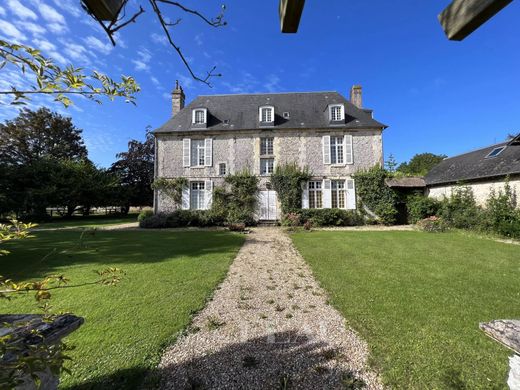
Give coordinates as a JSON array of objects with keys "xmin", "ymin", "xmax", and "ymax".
[
  {"xmin": 291, "ymin": 230, "xmax": 519, "ymax": 389},
  {"xmin": 0, "ymin": 229, "xmax": 245, "ymax": 389},
  {"xmin": 36, "ymin": 213, "xmax": 139, "ymax": 229}
]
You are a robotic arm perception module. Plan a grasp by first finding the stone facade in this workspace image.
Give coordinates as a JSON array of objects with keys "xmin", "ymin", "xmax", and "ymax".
[
  {"xmin": 427, "ymin": 176, "xmax": 520, "ymax": 206},
  {"xmin": 155, "ymin": 128, "xmax": 383, "ymax": 214}
]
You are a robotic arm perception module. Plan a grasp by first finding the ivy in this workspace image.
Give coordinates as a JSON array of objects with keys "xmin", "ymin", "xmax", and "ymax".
[
  {"xmin": 151, "ymin": 177, "xmax": 188, "ymax": 207},
  {"xmin": 270, "ymin": 163, "xmax": 311, "ymax": 214},
  {"xmin": 353, "ymin": 166, "xmax": 398, "ymax": 225}
]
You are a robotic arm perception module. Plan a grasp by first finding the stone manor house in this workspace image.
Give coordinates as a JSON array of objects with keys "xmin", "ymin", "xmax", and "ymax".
[{"xmin": 153, "ymin": 83, "xmax": 387, "ymax": 221}]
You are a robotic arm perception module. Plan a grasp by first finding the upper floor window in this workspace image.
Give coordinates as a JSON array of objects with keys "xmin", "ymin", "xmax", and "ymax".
[
  {"xmin": 260, "ymin": 137, "xmax": 274, "ymax": 156},
  {"xmin": 192, "ymin": 108, "xmax": 207, "ymax": 124},
  {"xmin": 329, "ymin": 104, "xmax": 344, "ymax": 122},
  {"xmin": 259, "ymin": 106, "xmax": 274, "ymax": 124},
  {"xmin": 191, "ymin": 140, "xmax": 206, "ymax": 166},
  {"xmin": 183, "ymin": 138, "xmax": 213, "ymax": 167},
  {"xmin": 260, "ymin": 158, "xmax": 274, "ymax": 175},
  {"xmin": 219, "ymin": 162, "xmax": 227, "ymax": 176},
  {"xmin": 330, "ymin": 136, "xmax": 345, "ymax": 164}
]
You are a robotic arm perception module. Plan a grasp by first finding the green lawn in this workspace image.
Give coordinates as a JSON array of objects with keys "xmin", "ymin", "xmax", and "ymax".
[
  {"xmin": 36, "ymin": 213, "xmax": 139, "ymax": 229},
  {"xmin": 291, "ymin": 231, "xmax": 519, "ymax": 389},
  {"xmin": 1, "ymin": 229, "xmax": 244, "ymax": 389}
]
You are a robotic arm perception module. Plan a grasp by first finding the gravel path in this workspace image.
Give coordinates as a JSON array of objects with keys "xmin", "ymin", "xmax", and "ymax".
[{"xmin": 157, "ymin": 227, "xmax": 383, "ymax": 390}]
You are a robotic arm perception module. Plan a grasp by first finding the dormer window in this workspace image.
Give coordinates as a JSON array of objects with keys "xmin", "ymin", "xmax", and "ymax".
[
  {"xmin": 259, "ymin": 106, "xmax": 274, "ymax": 124},
  {"xmin": 329, "ymin": 104, "xmax": 344, "ymax": 122},
  {"xmin": 192, "ymin": 108, "xmax": 207, "ymax": 125}
]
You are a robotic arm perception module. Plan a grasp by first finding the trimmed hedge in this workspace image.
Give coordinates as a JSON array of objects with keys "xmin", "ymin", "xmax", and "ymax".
[
  {"xmin": 139, "ymin": 210, "xmax": 224, "ymax": 229},
  {"xmin": 296, "ymin": 209, "xmax": 364, "ymax": 227}
]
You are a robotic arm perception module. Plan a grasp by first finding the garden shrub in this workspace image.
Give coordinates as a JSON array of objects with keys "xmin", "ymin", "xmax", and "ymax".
[
  {"xmin": 353, "ymin": 166, "xmax": 398, "ymax": 225},
  {"xmin": 139, "ymin": 210, "xmax": 223, "ymax": 228},
  {"xmin": 438, "ymin": 185, "xmax": 481, "ymax": 229},
  {"xmin": 481, "ymin": 181, "xmax": 520, "ymax": 238},
  {"xmin": 281, "ymin": 212, "xmax": 301, "ymax": 227},
  {"xmin": 416, "ymin": 216, "xmax": 448, "ymax": 233},
  {"xmin": 297, "ymin": 209, "xmax": 364, "ymax": 227},
  {"xmin": 271, "ymin": 163, "xmax": 311, "ymax": 214},
  {"xmin": 139, "ymin": 213, "xmax": 168, "ymax": 228},
  {"xmin": 406, "ymin": 195, "xmax": 441, "ymax": 224},
  {"xmin": 137, "ymin": 209, "xmax": 153, "ymax": 223}
]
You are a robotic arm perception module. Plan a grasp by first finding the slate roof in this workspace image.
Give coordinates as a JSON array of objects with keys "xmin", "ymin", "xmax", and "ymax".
[
  {"xmin": 385, "ymin": 177, "xmax": 426, "ymax": 188},
  {"xmin": 155, "ymin": 91, "xmax": 386, "ymax": 134},
  {"xmin": 425, "ymin": 136, "xmax": 520, "ymax": 186}
]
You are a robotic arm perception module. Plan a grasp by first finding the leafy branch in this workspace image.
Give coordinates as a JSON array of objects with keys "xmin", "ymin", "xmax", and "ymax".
[{"xmin": 0, "ymin": 40, "xmax": 140, "ymax": 107}]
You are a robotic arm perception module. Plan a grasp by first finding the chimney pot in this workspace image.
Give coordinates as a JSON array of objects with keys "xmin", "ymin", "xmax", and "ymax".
[
  {"xmin": 350, "ymin": 85, "xmax": 362, "ymax": 108},
  {"xmin": 171, "ymin": 80, "xmax": 185, "ymax": 117}
]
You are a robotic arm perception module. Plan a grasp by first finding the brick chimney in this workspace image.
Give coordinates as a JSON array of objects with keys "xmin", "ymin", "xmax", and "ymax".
[
  {"xmin": 350, "ymin": 85, "xmax": 362, "ymax": 108},
  {"xmin": 171, "ymin": 80, "xmax": 185, "ymax": 117}
]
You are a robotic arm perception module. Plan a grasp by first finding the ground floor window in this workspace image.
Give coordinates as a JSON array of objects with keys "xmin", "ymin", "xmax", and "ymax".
[
  {"xmin": 331, "ymin": 180, "xmax": 345, "ymax": 209},
  {"xmin": 308, "ymin": 181, "xmax": 322, "ymax": 209},
  {"xmin": 260, "ymin": 158, "xmax": 274, "ymax": 175},
  {"xmin": 190, "ymin": 181, "xmax": 205, "ymax": 210}
]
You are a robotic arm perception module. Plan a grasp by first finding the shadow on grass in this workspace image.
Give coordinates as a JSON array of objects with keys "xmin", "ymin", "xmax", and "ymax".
[
  {"xmin": 2, "ymin": 230, "xmax": 245, "ymax": 280},
  {"xmin": 63, "ymin": 330, "xmax": 367, "ymax": 390}
]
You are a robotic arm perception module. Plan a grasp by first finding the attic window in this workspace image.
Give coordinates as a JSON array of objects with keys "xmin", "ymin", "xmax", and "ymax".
[
  {"xmin": 192, "ymin": 108, "xmax": 207, "ymax": 124},
  {"xmin": 486, "ymin": 146, "xmax": 506, "ymax": 158},
  {"xmin": 283, "ymin": 112, "xmax": 290, "ymax": 119},
  {"xmin": 259, "ymin": 106, "xmax": 274, "ymax": 124},
  {"xmin": 329, "ymin": 104, "xmax": 344, "ymax": 122}
]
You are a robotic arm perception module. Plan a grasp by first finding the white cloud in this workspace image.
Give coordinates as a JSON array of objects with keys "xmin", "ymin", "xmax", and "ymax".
[
  {"xmin": 52, "ymin": 0, "xmax": 81, "ymax": 17},
  {"xmin": 32, "ymin": 38, "xmax": 69, "ymax": 65},
  {"xmin": 176, "ymin": 73, "xmax": 193, "ymax": 90},
  {"xmin": 84, "ymin": 36, "xmax": 112, "ymax": 55},
  {"xmin": 39, "ymin": 3, "xmax": 65, "ymax": 23},
  {"xmin": 23, "ymin": 22, "xmax": 46, "ymax": 35},
  {"xmin": 62, "ymin": 41, "xmax": 88, "ymax": 61},
  {"xmin": 0, "ymin": 6, "xmax": 6, "ymax": 16},
  {"xmin": 194, "ymin": 33, "xmax": 203, "ymax": 46},
  {"xmin": 150, "ymin": 76, "xmax": 160, "ymax": 86},
  {"xmin": 0, "ymin": 19, "xmax": 27, "ymax": 41},
  {"xmin": 33, "ymin": 38, "xmax": 56, "ymax": 52},
  {"xmin": 7, "ymin": 0, "xmax": 37, "ymax": 20},
  {"xmin": 150, "ymin": 32, "xmax": 168, "ymax": 46},
  {"xmin": 47, "ymin": 22, "xmax": 67, "ymax": 34},
  {"xmin": 265, "ymin": 74, "xmax": 281, "ymax": 92},
  {"xmin": 132, "ymin": 48, "xmax": 152, "ymax": 71}
]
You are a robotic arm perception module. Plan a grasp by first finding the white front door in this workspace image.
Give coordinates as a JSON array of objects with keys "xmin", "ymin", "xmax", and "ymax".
[{"xmin": 259, "ymin": 190, "xmax": 278, "ymax": 220}]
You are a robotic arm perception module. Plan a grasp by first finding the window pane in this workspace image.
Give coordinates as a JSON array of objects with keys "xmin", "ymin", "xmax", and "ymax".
[
  {"xmin": 261, "ymin": 108, "xmax": 273, "ymax": 122},
  {"xmin": 190, "ymin": 182, "xmax": 205, "ymax": 210},
  {"xmin": 260, "ymin": 158, "xmax": 274, "ymax": 175},
  {"xmin": 260, "ymin": 138, "xmax": 274, "ymax": 155},
  {"xmin": 191, "ymin": 140, "xmax": 205, "ymax": 166},
  {"xmin": 194, "ymin": 110, "xmax": 205, "ymax": 124},
  {"xmin": 219, "ymin": 163, "xmax": 226, "ymax": 175}
]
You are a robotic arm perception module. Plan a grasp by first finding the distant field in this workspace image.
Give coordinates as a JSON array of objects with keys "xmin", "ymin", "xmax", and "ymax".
[{"xmin": 36, "ymin": 213, "xmax": 139, "ymax": 229}]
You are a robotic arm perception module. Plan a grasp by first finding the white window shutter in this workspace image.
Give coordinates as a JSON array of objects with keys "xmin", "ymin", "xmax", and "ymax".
[
  {"xmin": 181, "ymin": 185, "xmax": 190, "ymax": 210},
  {"xmin": 204, "ymin": 138, "xmax": 213, "ymax": 167},
  {"xmin": 323, "ymin": 179, "xmax": 332, "ymax": 208},
  {"xmin": 344, "ymin": 135, "xmax": 353, "ymax": 164},
  {"xmin": 204, "ymin": 180, "xmax": 213, "ymax": 210},
  {"xmin": 183, "ymin": 139, "xmax": 191, "ymax": 167},
  {"xmin": 346, "ymin": 179, "xmax": 356, "ymax": 209},
  {"xmin": 301, "ymin": 181, "xmax": 309, "ymax": 209},
  {"xmin": 322, "ymin": 135, "xmax": 331, "ymax": 165}
]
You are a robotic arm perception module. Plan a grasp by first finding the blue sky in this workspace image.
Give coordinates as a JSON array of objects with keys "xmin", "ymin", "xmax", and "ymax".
[{"xmin": 0, "ymin": 0, "xmax": 519, "ymax": 167}]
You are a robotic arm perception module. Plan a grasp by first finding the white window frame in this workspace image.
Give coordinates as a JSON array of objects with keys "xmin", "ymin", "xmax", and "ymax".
[
  {"xmin": 308, "ymin": 180, "xmax": 323, "ymax": 209},
  {"xmin": 486, "ymin": 146, "xmax": 506, "ymax": 158},
  {"xmin": 330, "ymin": 136, "xmax": 345, "ymax": 165},
  {"xmin": 260, "ymin": 158, "xmax": 274, "ymax": 175},
  {"xmin": 259, "ymin": 106, "xmax": 274, "ymax": 123},
  {"xmin": 192, "ymin": 108, "xmax": 207, "ymax": 124},
  {"xmin": 191, "ymin": 139, "xmax": 206, "ymax": 167},
  {"xmin": 190, "ymin": 181, "xmax": 205, "ymax": 210},
  {"xmin": 331, "ymin": 180, "xmax": 346, "ymax": 209},
  {"xmin": 260, "ymin": 137, "xmax": 274, "ymax": 155},
  {"xmin": 329, "ymin": 104, "xmax": 344, "ymax": 122}
]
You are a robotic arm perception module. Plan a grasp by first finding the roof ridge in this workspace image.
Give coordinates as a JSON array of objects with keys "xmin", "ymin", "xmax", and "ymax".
[{"xmin": 197, "ymin": 91, "xmax": 340, "ymax": 97}]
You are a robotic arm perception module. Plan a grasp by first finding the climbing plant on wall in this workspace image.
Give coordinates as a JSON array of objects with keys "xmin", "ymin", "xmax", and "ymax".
[
  {"xmin": 151, "ymin": 177, "xmax": 188, "ymax": 207},
  {"xmin": 271, "ymin": 163, "xmax": 312, "ymax": 214}
]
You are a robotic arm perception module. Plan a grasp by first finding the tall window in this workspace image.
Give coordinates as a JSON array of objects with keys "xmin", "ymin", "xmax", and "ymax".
[
  {"xmin": 260, "ymin": 106, "xmax": 274, "ymax": 123},
  {"xmin": 260, "ymin": 137, "xmax": 274, "ymax": 155},
  {"xmin": 309, "ymin": 181, "xmax": 322, "ymax": 209},
  {"xmin": 190, "ymin": 182, "xmax": 205, "ymax": 210},
  {"xmin": 329, "ymin": 105, "xmax": 344, "ymax": 121},
  {"xmin": 192, "ymin": 109, "xmax": 206, "ymax": 124},
  {"xmin": 260, "ymin": 158, "xmax": 274, "ymax": 175},
  {"xmin": 191, "ymin": 140, "xmax": 205, "ymax": 166},
  {"xmin": 219, "ymin": 163, "xmax": 227, "ymax": 176},
  {"xmin": 330, "ymin": 136, "xmax": 344, "ymax": 164},
  {"xmin": 331, "ymin": 180, "xmax": 345, "ymax": 209}
]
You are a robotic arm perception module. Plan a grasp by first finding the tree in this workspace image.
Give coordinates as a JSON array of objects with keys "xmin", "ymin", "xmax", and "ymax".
[
  {"xmin": 0, "ymin": 40, "xmax": 139, "ymax": 107},
  {"xmin": 385, "ymin": 154, "xmax": 398, "ymax": 173},
  {"xmin": 397, "ymin": 153, "xmax": 447, "ymax": 176},
  {"xmin": 110, "ymin": 129, "xmax": 155, "ymax": 208},
  {"xmin": 0, "ymin": 108, "xmax": 88, "ymax": 165}
]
